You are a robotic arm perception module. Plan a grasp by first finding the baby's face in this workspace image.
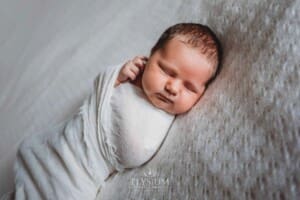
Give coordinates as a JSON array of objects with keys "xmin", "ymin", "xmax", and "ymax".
[{"xmin": 141, "ymin": 36, "xmax": 214, "ymax": 114}]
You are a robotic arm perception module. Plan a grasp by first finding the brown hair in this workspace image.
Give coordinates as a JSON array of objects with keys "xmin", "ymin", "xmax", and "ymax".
[{"xmin": 151, "ymin": 23, "xmax": 223, "ymax": 86}]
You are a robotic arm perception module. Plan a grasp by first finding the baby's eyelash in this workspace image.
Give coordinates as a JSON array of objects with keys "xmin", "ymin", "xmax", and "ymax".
[
  {"xmin": 160, "ymin": 66, "xmax": 169, "ymax": 75},
  {"xmin": 159, "ymin": 64, "xmax": 197, "ymax": 92},
  {"xmin": 184, "ymin": 84, "xmax": 197, "ymax": 93},
  {"xmin": 159, "ymin": 65, "xmax": 166, "ymax": 72},
  {"xmin": 160, "ymin": 65, "xmax": 176, "ymax": 77}
]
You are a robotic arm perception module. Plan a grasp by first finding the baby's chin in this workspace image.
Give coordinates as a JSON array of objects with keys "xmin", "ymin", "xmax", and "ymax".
[
  {"xmin": 152, "ymin": 99, "xmax": 191, "ymax": 115},
  {"xmin": 162, "ymin": 108, "xmax": 177, "ymax": 115},
  {"xmin": 146, "ymin": 94, "xmax": 178, "ymax": 115},
  {"xmin": 141, "ymin": 83, "xmax": 181, "ymax": 115},
  {"xmin": 163, "ymin": 107, "xmax": 188, "ymax": 115}
]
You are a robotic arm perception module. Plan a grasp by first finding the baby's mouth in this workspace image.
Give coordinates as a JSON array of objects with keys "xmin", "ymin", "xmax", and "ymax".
[{"xmin": 156, "ymin": 93, "xmax": 173, "ymax": 104}]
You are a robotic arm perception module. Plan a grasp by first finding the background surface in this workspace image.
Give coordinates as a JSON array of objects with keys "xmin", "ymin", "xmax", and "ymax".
[{"xmin": 0, "ymin": 0, "xmax": 299, "ymax": 199}]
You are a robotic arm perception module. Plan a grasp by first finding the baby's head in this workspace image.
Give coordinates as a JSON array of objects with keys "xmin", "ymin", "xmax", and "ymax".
[{"xmin": 141, "ymin": 23, "xmax": 222, "ymax": 115}]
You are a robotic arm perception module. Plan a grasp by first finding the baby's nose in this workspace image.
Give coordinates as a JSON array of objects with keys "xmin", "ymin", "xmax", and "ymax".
[{"xmin": 165, "ymin": 80, "xmax": 180, "ymax": 96}]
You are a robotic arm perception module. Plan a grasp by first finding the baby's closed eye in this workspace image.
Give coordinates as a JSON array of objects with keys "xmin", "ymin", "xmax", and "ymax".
[
  {"xmin": 159, "ymin": 65, "xmax": 176, "ymax": 77},
  {"xmin": 158, "ymin": 64, "xmax": 198, "ymax": 93},
  {"xmin": 184, "ymin": 82, "xmax": 198, "ymax": 93}
]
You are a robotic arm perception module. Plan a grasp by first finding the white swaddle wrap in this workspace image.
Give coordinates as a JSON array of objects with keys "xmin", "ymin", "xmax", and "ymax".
[
  {"xmin": 110, "ymin": 82, "xmax": 175, "ymax": 168},
  {"xmin": 4, "ymin": 63, "xmax": 174, "ymax": 200}
]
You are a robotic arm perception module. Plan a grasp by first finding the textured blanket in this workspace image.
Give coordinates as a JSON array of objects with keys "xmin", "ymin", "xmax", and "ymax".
[
  {"xmin": 0, "ymin": 0, "xmax": 299, "ymax": 199},
  {"xmin": 97, "ymin": 0, "xmax": 300, "ymax": 199}
]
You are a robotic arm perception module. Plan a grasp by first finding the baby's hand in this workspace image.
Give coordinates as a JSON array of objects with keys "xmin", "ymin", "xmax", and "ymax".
[{"xmin": 115, "ymin": 56, "xmax": 148, "ymax": 87}]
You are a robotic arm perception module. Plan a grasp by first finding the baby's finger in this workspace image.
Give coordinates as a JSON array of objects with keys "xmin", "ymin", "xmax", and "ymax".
[
  {"xmin": 140, "ymin": 56, "xmax": 149, "ymax": 65},
  {"xmin": 129, "ymin": 65, "xmax": 140, "ymax": 75},
  {"xmin": 132, "ymin": 58, "xmax": 147, "ymax": 69},
  {"xmin": 133, "ymin": 55, "xmax": 145, "ymax": 60},
  {"xmin": 133, "ymin": 56, "xmax": 148, "ymax": 63},
  {"xmin": 126, "ymin": 70, "xmax": 137, "ymax": 81},
  {"xmin": 141, "ymin": 56, "xmax": 148, "ymax": 61}
]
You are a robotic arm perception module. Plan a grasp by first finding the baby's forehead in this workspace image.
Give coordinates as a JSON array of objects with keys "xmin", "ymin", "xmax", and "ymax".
[
  {"xmin": 170, "ymin": 35, "xmax": 216, "ymax": 63},
  {"xmin": 165, "ymin": 42, "xmax": 214, "ymax": 67}
]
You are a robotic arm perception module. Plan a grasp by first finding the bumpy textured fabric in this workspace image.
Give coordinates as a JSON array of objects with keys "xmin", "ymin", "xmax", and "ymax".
[
  {"xmin": 0, "ymin": 0, "xmax": 299, "ymax": 199},
  {"xmin": 98, "ymin": 0, "xmax": 300, "ymax": 200}
]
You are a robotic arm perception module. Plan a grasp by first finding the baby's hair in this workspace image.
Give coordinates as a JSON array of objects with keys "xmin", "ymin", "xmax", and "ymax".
[{"xmin": 151, "ymin": 23, "xmax": 223, "ymax": 86}]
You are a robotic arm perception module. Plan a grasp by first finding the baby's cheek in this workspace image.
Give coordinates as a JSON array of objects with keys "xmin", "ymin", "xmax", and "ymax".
[
  {"xmin": 181, "ymin": 94, "xmax": 197, "ymax": 111},
  {"xmin": 150, "ymin": 74, "xmax": 164, "ymax": 90}
]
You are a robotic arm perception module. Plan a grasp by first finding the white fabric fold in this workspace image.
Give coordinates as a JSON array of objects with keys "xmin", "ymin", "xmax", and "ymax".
[
  {"xmin": 9, "ymin": 63, "xmax": 123, "ymax": 199},
  {"xmin": 6, "ymin": 63, "xmax": 175, "ymax": 200},
  {"xmin": 110, "ymin": 82, "xmax": 175, "ymax": 168}
]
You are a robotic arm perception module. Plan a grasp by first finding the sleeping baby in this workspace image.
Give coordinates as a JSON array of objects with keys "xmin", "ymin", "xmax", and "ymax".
[
  {"xmin": 115, "ymin": 23, "xmax": 222, "ymax": 115},
  {"xmin": 4, "ymin": 23, "xmax": 222, "ymax": 200}
]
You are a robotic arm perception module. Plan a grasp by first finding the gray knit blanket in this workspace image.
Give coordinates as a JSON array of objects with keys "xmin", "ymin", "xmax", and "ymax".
[
  {"xmin": 0, "ymin": 0, "xmax": 299, "ymax": 199},
  {"xmin": 98, "ymin": 0, "xmax": 300, "ymax": 199}
]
